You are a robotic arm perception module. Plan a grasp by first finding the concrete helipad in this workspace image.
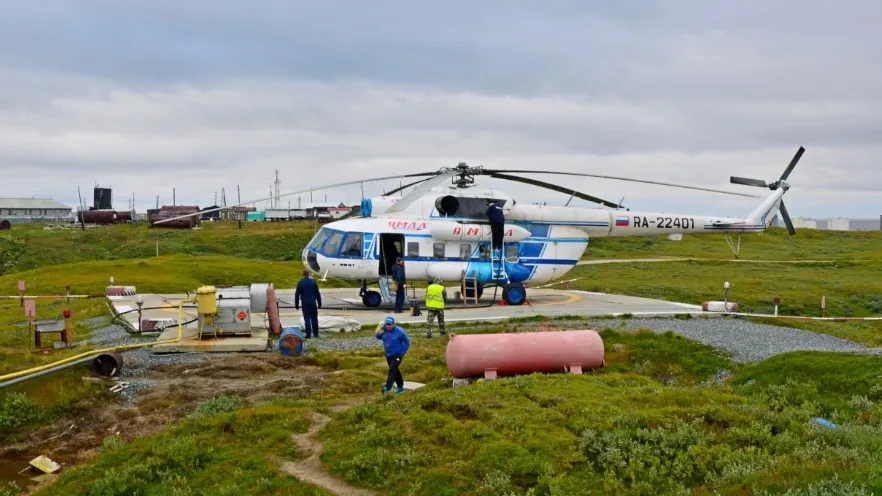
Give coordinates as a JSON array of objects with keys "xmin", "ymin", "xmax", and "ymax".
[{"xmin": 107, "ymin": 286, "xmax": 703, "ymax": 338}]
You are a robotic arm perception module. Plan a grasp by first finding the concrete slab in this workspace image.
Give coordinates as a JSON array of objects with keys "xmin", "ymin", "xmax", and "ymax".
[
  {"xmin": 151, "ymin": 327, "xmax": 270, "ymax": 353},
  {"xmin": 402, "ymin": 381, "xmax": 425, "ymax": 391},
  {"xmin": 107, "ymin": 287, "xmax": 703, "ymax": 333}
]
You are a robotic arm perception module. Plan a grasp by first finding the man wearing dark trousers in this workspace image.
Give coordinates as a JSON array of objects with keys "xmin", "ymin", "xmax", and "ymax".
[
  {"xmin": 487, "ymin": 200, "xmax": 505, "ymax": 256},
  {"xmin": 294, "ymin": 269, "xmax": 322, "ymax": 338},
  {"xmin": 391, "ymin": 256, "xmax": 406, "ymax": 313},
  {"xmin": 376, "ymin": 316, "xmax": 411, "ymax": 394}
]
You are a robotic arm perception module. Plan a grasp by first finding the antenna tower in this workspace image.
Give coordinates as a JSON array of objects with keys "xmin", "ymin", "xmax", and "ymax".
[{"xmin": 274, "ymin": 170, "xmax": 281, "ymax": 208}]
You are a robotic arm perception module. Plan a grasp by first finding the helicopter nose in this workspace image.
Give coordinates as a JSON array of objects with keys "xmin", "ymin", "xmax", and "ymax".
[{"xmin": 304, "ymin": 249, "xmax": 321, "ymax": 273}]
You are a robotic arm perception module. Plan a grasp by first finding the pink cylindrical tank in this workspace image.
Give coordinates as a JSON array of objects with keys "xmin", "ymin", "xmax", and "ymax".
[{"xmin": 445, "ymin": 329, "xmax": 604, "ymax": 379}]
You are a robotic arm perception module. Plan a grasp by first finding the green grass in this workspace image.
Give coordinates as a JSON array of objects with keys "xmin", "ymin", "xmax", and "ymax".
[
  {"xmin": 3, "ymin": 221, "xmax": 882, "ymax": 494},
  {"xmin": 0, "ymin": 221, "xmax": 321, "ymax": 275},
  {"xmin": 583, "ymin": 227, "xmax": 882, "ymax": 261},
  {"xmin": 35, "ymin": 395, "xmax": 332, "ymax": 496},
  {"xmin": 12, "ymin": 309, "xmax": 882, "ymax": 495},
  {"xmin": 0, "ymin": 254, "xmax": 356, "ymax": 297},
  {"xmin": 310, "ymin": 324, "xmax": 882, "ymax": 495},
  {"xmin": 0, "ymin": 296, "xmax": 119, "ymax": 443}
]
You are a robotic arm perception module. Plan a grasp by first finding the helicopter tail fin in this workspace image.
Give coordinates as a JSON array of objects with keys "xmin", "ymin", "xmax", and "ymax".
[
  {"xmin": 743, "ymin": 188, "xmax": 786, "ymax": 231},
  {"xmin": 731, "ymin": 146, "xmax": 803, "ymax": 236}
]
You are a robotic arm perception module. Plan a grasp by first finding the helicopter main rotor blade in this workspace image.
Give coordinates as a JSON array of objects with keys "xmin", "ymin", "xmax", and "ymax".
[
  {"xmin": 152, "ymin": 172, "xmax": 439, "ymax": 225},
  {"xmin": 488, "ymin": 172, "xmax": 623, "ymax": 209},
  {"xmin": 382, "ymin": 177, "xmax": 434, "ymax": 197},
  {"xmin": 384, "ymin": 171, "xmax": 459, "ymax": 214},
  {"xmin": 483, "ymin": 169, "xmax": 761, "ymax": 198}
]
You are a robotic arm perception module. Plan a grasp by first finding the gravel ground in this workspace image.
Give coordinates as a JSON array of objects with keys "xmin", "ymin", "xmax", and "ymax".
[
  {"xmin": 299, "ymin": 336, "xmax": 383, "ymax": 354},
  {"xmin": 79, "ymin": 317, "xmax": 237, "ymax": 402},
  {"xmin": 556, "ymin": 317, "xmax": 882, "ymax": 363}
]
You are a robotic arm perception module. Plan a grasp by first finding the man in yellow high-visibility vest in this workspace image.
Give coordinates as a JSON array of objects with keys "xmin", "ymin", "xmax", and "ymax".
[{"xmin": 425, "ymin": 277, "xmax": 447, "ymax": 338}]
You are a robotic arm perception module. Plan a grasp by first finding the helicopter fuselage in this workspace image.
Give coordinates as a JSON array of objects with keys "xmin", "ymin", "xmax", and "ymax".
[{"xmin": 300, "ymin": 184, "xmax": 784, "ymax": 304}]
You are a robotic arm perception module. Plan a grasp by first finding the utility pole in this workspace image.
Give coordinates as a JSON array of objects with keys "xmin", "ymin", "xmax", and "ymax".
[
  {"xmin": 274, "ymin": 170, "xmax": 281, "ymax": 208},
  {"xmin": 173, "ymin": 188, "xmax": 175, "ymax": 206}
]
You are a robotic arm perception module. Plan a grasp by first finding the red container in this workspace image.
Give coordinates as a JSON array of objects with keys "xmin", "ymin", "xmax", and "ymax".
[{"xmin": 445, "ymin": 329, "xmax": 604, "ymax": 379}]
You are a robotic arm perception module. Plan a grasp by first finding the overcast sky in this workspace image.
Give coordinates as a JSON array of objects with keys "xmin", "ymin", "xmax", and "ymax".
[{"xmin": 1, "ymin": 0, "xmax": 880, "ymax": 219}]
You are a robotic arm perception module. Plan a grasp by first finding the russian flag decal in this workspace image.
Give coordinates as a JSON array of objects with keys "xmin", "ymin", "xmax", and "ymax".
[{"xmin": 615, "ymin": 216, "xmax": 629, "ymax": 227}]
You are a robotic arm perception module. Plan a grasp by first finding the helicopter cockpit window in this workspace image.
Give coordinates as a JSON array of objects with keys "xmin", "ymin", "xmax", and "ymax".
[
  {"xmin": 322, "ymin": 231, "xmax": 344, "ymax": 256},
  {"xmin": 340, "ymin": 233, "xmax": 363, "ymax": 257},
  {"xmin": 307, "ymin": 228, "xmax": 331, "ymax": 250}
]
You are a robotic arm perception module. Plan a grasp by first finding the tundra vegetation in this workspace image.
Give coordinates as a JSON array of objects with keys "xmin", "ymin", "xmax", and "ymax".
[{"xmin": 0, "ymin": 221, "xmax": 879, "ymax": 495}]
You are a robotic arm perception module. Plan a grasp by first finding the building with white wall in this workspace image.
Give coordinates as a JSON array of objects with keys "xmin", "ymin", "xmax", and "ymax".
[
  {"xmin": 0, "ymin": 198, "xmax": 73, "ymax": 223},
  {"xmin": 772, "ymin": 215, "xmax": 880, "ymax": 231}
]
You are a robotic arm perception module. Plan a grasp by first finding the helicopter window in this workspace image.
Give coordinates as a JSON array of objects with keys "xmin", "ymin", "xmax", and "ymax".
[
  {"xmin": 506, "ymin": 244, "xmax": 519, "ymax": 261},
  {"xmin": 340, "ymin": 233, "xmax": 363, "ymax": 257},
  {"xmin": 478, "ymin": 244, "xmax": 490, "ymax": 261},
  {"xmin": 433, "ymin": 242, "xmax": 445, "ymax": 259},
  {"xmin": 407, "ymin": 241, "xmax": 420, "ymax": 258},
  {"xmin": 459, "ymin": 243, "xmax": 471, "ymax": 260},
  {"xmin": 307, "ymin": 228, "xmax": 331, "ymax": 250},
  {"xmin": 323, "ymin": 231, "xmax": 344, "ymax": 256}
]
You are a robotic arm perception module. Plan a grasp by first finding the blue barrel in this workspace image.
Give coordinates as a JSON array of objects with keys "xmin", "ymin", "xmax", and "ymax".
[{"xmin": 279, "ymin": 327, "xmax": 305, "ymax": 356}]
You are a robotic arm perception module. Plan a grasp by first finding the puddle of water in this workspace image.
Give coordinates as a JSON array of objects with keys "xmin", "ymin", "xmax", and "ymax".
[{"xmin": 0, "ymin": 457, "xmax": 41, "ymax": 490}]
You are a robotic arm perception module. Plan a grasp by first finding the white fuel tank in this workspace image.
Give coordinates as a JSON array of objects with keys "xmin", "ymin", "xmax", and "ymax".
[{"xmin": 429, "ymin": 220, "xmax": 531, "ymax": 242}]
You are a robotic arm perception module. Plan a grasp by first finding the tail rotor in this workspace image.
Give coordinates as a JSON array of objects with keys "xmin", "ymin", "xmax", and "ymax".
[{"xmin": 730, "ymin": 146, "xmax": 804, "ymax": 235}]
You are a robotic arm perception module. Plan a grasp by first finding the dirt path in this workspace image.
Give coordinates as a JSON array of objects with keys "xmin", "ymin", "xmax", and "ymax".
[
  {"xmin": 279, "ymin": 398, "xmax": 375, "ymax": 496},
  {"xmin": 279, "ymin": 409, "xmax": 376, "ymax": 496}
]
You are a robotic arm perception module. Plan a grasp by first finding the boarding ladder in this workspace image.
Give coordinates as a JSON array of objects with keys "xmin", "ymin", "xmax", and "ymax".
[
  {"xmin": 491, "ymin": 244, "xmax": 508, "ymax": 283},
  {"xmin": 461, "ymin": 270, "xmax": 478, "ymax": 306}
]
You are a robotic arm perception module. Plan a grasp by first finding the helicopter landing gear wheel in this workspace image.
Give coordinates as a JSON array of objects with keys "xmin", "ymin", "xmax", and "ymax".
[
  {"xmin": 502, "ymin": 283, "xmax": 526, "ymax": 306},
  {"xmin": 362, "ymin": 290, "xmax": 382, "ymax": 308}
]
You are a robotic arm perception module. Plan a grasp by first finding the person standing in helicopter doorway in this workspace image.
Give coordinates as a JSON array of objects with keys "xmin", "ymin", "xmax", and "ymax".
[
  {"xmin": 392, "ymin": 256, "xmax": 406, "ymax": 313},
  {"xmin": 487, "ymin": 200, "xmax": 505, "ymax": 256},
  {"xmin": 424, "ymin": 277, "xmax": 447, "ymax": 338}
]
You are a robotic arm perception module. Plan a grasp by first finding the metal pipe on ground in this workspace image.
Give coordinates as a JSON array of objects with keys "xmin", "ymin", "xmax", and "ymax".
[
  {"xmin": 0, "ymin": 298, "xmax": 193, "ymax": 388},
  {"xmin": 0, "ymin": 356, "xmax": 95, "ymax": 390}
]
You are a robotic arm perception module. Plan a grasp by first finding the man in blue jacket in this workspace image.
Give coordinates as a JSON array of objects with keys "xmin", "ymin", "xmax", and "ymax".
[
  {"xmin": 487, "ymin": 200, "xmax": 505, "ymax": 256},
  {"xmin": 294, "ymin": 269, "xmax": 322, "ymax": 338},
  {"xmin": 375, "ymin": 316, "xmax": 411, "ymax": 393}
]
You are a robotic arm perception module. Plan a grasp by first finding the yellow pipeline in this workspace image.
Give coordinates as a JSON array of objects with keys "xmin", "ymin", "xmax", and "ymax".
[{"xmin": 0, "ymin": 297, "xmax": 194, "ymax": 382}]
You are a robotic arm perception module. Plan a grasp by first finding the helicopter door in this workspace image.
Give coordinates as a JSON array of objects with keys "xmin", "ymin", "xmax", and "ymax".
[{"xmin": 377, "ymin": 233, "xmax": 404, "ymax": 277}]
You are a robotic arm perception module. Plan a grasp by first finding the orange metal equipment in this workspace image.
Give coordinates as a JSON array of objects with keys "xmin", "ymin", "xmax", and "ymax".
[
  {"xmin": 266, "ymin": 284, "xmax": 282, "ymax": 334},
  {"xmin": 445, "ymin": 329, "xmax": 604, "ymax": 379}
]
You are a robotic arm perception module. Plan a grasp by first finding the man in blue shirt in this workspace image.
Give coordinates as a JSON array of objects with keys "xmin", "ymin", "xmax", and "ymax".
[
  {"xmin": 375, "ymin": 316, "xmax": 411, "ymax": 393},
  {"xmin": 294, "ymin": 269, "xmax": 322, "ymax": 338},
  {"xmin": 391, "ymin": 257, "xmax": 406, "ymax": 313}
]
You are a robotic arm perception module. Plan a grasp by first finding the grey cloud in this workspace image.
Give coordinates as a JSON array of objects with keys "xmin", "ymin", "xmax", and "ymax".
[{"xmin": 0, "ymin": 0, "xmax": 880, "ymax": 219}]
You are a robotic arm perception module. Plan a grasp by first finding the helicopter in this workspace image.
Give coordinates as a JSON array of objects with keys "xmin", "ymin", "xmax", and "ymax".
[{"xmin": 154, "ymin": 146, "xmax": 804, "ymax": 307}]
